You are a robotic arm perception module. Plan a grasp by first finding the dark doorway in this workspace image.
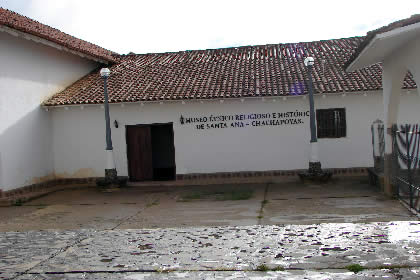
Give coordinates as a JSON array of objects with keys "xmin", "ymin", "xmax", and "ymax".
[
  {"xmin": 126, "ymin": 123, "xmax": 175, "ymax": 181},
  {"xmin": 151, "ymin": 124, "xmax": 176, "ymax": 180}
]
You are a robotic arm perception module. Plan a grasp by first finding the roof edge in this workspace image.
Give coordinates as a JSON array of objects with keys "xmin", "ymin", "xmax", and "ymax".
[
  {"xmin": 0, "ymin": 7, "xmax": 120, "ymax": 63},
  {"xmin": 43, "ymin": 89, "xmax": 388, "ymax": 108},
  {"xmin": 120, "ymin": 36, "xmax": 365, "ymax": 57},
  {"xmin": 0, "ymin": 25, "xmax": 112, "ymax": 64},
  {"xmin": 345, "ymin": 14, "xmax": 420, "ymax": 71}
]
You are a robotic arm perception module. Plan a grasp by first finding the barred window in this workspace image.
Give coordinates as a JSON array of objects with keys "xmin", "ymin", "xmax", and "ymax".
[{"xmin": 316, "ymin": 108, "xmax": 346, "ymax": 138}]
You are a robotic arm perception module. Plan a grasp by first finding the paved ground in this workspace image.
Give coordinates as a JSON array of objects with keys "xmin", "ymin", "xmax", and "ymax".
[
  {"xmin": 1, "ymin": 222, "xmax": 420, "ymax": 279},
  {"xmin": 0, "ymin": 177, "xmax": 417, "ymax": 231},
  {"xmin": 1, "ymin": 176, "xmax": 419, "ymax": 279}
]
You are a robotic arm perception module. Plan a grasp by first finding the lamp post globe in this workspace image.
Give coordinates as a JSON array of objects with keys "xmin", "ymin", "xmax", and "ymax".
[
  {"xmin": 304, "ymin": 57, "xmax": 314, "ymax": 67},
  {"xmin": 100, "ymin": 67, "xmax": 117, "ymax": 186},
  {"xmin": 100, "ymin": 68, "xmax": 111, "ymax": 78}
]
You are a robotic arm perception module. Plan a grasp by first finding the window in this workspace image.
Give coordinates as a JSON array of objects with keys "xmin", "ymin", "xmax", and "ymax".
[{"xmin": 316, "ymin": 108, "xmax": 346, "ymax": 138}]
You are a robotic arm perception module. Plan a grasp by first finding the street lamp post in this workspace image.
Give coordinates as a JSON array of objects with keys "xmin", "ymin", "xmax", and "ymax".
[
  {"xmin": 298, "ymin": 57, "xmax": 332, "ymax": 181},
  {"xmin": 100, "ymin": 67, "xmax": 118, "ymax": 185}
]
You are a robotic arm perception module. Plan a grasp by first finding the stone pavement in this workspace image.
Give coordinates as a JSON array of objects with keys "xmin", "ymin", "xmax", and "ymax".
[{"xmin": 1, "ymin": 221, "xmax": 420, "ymax": 279}]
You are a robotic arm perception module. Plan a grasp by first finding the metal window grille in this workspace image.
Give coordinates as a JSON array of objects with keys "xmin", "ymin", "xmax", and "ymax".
[
  {"xmin": 371, "ymin": 120, "xmax": 385, "ymax": 172},
  {"xmin": 316, "ymin": 108, "xmax": 346, "ymax": 138}
]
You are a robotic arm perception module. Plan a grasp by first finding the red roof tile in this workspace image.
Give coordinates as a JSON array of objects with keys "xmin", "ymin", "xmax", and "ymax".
[
  {"xmin": 0, "ymin": 8, "xmax": 118, "ymax": 63},
  {"xmin": 44, "ymin": 37, "xmax": 417, "ymax": 106}
]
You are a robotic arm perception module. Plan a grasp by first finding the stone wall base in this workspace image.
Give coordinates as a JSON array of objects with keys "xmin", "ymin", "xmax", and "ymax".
[{"xmin": 0, "ymin": 167, "xmax": 368, "ymax": 206}]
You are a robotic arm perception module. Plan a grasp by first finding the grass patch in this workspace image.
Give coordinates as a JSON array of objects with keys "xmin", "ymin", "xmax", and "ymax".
[
  {"xmin": 272, "ymin": 266, "xmax": 284, "ymax": 271},
  {"xmin": 214, "ymin": 267, "xmax": 235, "ymax": 271},
  {"xmin": 218, "ymin": 190, "xmax": 253, "ymax": 201},
  {"xmin": 28, "ymin": 203, "xmax": 48, "ymax": 207},
  {"xmin": 182, "ymin": 193, "xmax": 204, "ymax": 200},
  {"xmin": 255, "ymin": 264, "xmax": 284, "ymax": 271},
  {"xmin": 13, "ymin": 199, "xmax": 24, "ymax": 206},
  {"xmin": 256, "ymin": 264, "xmax": 269, "ymax": 271},
  {"xmin": 146, "ymin": 200, "xmax": 160, "ymax": 208},
  {"xmin": 345, "ymin": 264, "xmax": 365, "ymax": 273},
  {"xmin": 375, "ymin": 264, "xmax": 412, "ymax": 270},
  {"xmin": 179, "ymin": 189, "xmax": 254, "ymax": 202}
]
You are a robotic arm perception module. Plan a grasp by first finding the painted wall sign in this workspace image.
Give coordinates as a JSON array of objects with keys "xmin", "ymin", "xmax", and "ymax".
[{"xmin": 180, "ymin": 110, "xmax": 310, "ymax": 130}]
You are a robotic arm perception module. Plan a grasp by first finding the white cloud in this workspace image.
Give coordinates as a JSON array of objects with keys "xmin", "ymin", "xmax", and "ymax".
[{"xmin": 3, "ymin": 0, "xmax": 420, "ymax": 54}]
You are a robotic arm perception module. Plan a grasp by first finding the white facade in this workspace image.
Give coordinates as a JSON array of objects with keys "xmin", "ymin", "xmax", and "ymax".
[
  {"xmin": 50, "ymin": 91, "xmax": 420, "ymax": 179},
  {"xmin": 1, "ymin": 17, "xmax": 419, "ymax": 192},
  {"xmin": 0, "ymin": 31, "xmax": 99, "ymax": 191}
]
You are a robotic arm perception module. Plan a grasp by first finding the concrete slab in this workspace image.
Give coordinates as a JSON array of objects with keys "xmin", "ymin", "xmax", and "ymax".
[
  {"xmin": 0, "ymin": 187, "xmax": 164, "ymax": 231},
  {"xmin": 261, "ymin": 177, "xmax": 416, "ymax": 224},
  {"xmin": 116, "ymin": 184, "xmax": 265, "ymax": 229},
  {"xmin": 0, "ymin": 177, "xmax": 417, "ymax": 232}
]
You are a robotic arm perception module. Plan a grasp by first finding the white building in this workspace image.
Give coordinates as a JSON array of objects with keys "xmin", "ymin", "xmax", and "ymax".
[
  {"xmin": 1, "ymin": 8, "xmax": 419, "ymax": 199},
  {"xmin": 0, "ymin": 8, "xmax": 116, "ymax": 196}
]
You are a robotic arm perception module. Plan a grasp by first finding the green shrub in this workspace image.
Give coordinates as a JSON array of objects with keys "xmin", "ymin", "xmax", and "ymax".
[{"xmin": 345, "ymin": 264, "xmax": 365, "ymax": 273}]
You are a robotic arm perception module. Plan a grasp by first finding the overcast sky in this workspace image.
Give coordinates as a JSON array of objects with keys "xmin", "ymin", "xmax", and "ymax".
[{"xmin": 2, "ymin": 0, "xmax": 420, "ymax": 54}]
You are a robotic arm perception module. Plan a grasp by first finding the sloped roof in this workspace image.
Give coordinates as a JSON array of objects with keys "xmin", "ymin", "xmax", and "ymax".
[
  {"xmin": 345, "ymin": 14, "xmax": 420, "ymax": 70},
  {"xmin": 44, "ymin": 36, "xmax": 417, "ymax": 106},
  {"xmin": 0, "ymin": 8, "xmax": 118, "ymax": 63}
]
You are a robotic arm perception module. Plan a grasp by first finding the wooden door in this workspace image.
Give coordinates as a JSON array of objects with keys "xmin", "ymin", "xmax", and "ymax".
[{"xmin": 126, "ymin": 126, "xmax": 153, "ymax": 181}]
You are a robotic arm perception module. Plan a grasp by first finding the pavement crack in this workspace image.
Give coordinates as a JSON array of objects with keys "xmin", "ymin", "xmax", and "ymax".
[
  {"xmin": 11, "ymin": 232, "xmax": 93, "ymax": 280},
  {"xmin": 257, "ymin": 183, "xmax": 270, "ymax": 225},
  {"xmin": 107, "ymin": 194, "xmax": 158, "ymax": 230},
  {"xmin": 109, "ymin": 206, "xmax": 148, "ymax": 230}
]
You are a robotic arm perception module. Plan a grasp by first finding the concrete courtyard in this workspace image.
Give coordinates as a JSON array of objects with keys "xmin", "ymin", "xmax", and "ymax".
[
  {"xmin": 1, "ymin": 176, "xmax": 419, "ymax": 279},
  {"xmin": 0, "ymin": 177, "xmax": 416, "ymax": 231}
]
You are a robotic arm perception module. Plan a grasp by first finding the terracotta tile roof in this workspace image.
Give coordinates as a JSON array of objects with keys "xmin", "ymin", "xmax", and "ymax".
[
  {"xmin": 44, "ymin": 37, "xmax": 417, "ymax": 106},
  {"xmin": 0, "ymin": 8, "xmax": 118, "ymax": 63},
  {"xmin": 345, "ymin": 14, "xmax": 420, "ymax": 70}
]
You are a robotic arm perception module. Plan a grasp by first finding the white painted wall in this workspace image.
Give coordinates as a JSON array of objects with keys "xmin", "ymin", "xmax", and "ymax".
[
  {"xmin": 0, "ymin": 31, "xmax": 99, "ymax": 191},
  {"xmin": 381, "ymin": 36, "xmax": 420, "ymax": 154},
  {"xmin": 50, "ymin": 91, "xmax": 420, "ymax": 179}
]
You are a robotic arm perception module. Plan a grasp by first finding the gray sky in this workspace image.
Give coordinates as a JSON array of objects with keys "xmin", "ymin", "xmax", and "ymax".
[{"xmin": 1, "ymin": 0, "xmax": 420, "ymax": 54}]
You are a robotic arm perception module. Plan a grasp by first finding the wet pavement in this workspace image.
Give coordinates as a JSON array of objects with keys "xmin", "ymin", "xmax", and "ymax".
[
  {"xmin": 11, "ymin": 269, "xmax": 420, "ymax": 279},
  {"xmin": 1, "ymin": 222, "xmax": 420, "ymax": 279},
  {"xmin": 1, "ymin": 177, "xmax": 419, "ymax": 279}
]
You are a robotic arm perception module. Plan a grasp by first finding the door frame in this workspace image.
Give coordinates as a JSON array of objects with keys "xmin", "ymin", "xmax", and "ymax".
[{"xmin": 125, "ymin": 122, "xmax": 176, "ymax": 181}]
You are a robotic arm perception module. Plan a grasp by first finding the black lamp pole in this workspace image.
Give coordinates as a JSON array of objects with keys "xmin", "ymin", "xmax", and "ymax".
[
  {"xmin": 103, "ymin": 75, "xmax": 113, "ymax": 150},
  {"xmin": 100, "ymin": 68, "xmax": 117, "ymax": 184},
  {"xmin": 298, "ymin": 57, "xmax": 332, "ymax": 181},
  {"xmin": 307, "ymin": 63, "xmax": 317, "ymax": 144}
]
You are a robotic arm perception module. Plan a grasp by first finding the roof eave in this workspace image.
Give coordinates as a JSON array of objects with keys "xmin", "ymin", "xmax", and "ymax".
[
  {"xmin": 346, "ymin": 21, "xmax": 420, "ymax": 72},
  {"xmin": 0, "ymin": 24, "xmax": 116, "ymax": 64}
]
